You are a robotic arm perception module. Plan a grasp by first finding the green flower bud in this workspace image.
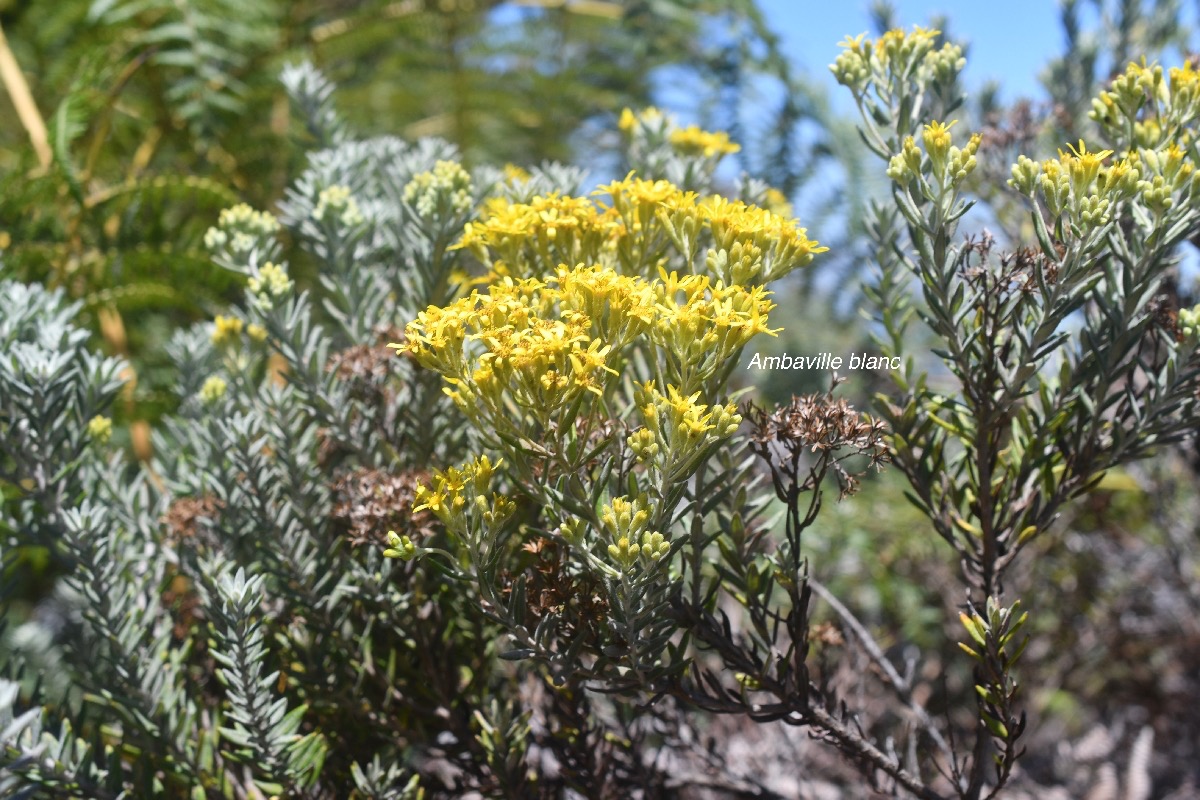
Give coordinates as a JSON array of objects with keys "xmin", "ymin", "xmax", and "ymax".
[
  {"xmin": 87, "ymin": 415, "xmax": 113, "ymax": 445},
  {"xmin": 200, "ymin": 376, "xmax": 228, "ymax": 405},
  {"xmin": 383, "ymin": 530, "xmax": 419, "ymax": 561},
  {"xmin": 1009, "ymin": 155, "xmax": 1041, "ymax": 195},
  {"xmin": 607, "ymin": 536, "xmax": 641, "ymax": 570}
]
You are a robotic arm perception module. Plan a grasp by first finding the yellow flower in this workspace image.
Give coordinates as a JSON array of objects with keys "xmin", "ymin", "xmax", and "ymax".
[
  {"xmin": 654, "ymin": 271, "xmax": 778, "ymax": 387},
  {"xmin": 455, "ymin": 194, "xmax": 618, "ymax": 277},
  {"xmin": 404, "ymin": 160, "xmax": 473, "ymax": 217},
  {"xmin": 503, "ymin": 163, "xmax": 531, "ymax": 182},
  {"xmin": 597, "ymin": 175, "xmax": 693, "ymax": 227},
  {"xmin": 1060, "ymin": 140, "xmax": 1114, "ymax": 196},
  {"xmin": 632, "ymin": 381, "xmax": 742, "ymax": 477},
  {"xmin": 200, "ymin": 376, "xmax": 228, "ymax": 405},
  {"xmin": 212, "ymin": 315, "xmax": 244, "ymax": 346},
  {"xmin": 922, "ymin": 120, "xmax": 957, "ymax": 178},
  {"xmin": 414, "ymin": 455, "xmax": 513, "ymax": 536},
  {"xmin": 836, "ymin": 32, "xmax": 869, "ymax": 57},
  {"xmin": 1096, "ymin": 157, "xmax": 1140, "ymax": 200},
  {"xmin": 599, "ymin": 494, "xmax": 665, "ymax": 570},
  {"xmin": 669, "ymin": 125, "xmax": 741, "ymax": 158},
  {"xmin": 618, "ymin": 106, "xmax": 664, "ymax": 134},
  {"xmin": 875, "ymin": 26, "xmax": 940, "ymax": 69},
  {"xmin": 314, "ymin": 185, "xmax": 364, "ymax": 226},
  {"xmin": 552, "ymin": 264, "xmax": 657, "ymax": 347},
  {"xmin": 698, "ymin": 197, "xmax": 827, "ymax": 281},
  {"xmin": 87, "ymin": 415, "xmax": 113, "ymax": 445},
  {"xmin": 247, "ymin": 262, "xmax": 293, "ymax": 310}
]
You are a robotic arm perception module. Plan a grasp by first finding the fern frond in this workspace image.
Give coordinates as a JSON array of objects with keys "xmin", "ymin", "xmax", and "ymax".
[{"xmin": 89, "ymin": 0, "xmax": 279, "ymax": 135}]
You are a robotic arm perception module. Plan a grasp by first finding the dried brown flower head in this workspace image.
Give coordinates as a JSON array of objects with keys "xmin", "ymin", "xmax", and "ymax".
[
  {"xmin": 331, "ymin": 467, "xmax": 434, "ymax": 547},
  {"xmin": 748, "ymin": 383, "xmax": 889, "ymax": 499},
  {"xmin": 161, "ymin": 493, "xmax": 224, "ymax": 545},
  {"xmin": 327, "ymin": 325, "xmax": 406, "ymax": 401}
]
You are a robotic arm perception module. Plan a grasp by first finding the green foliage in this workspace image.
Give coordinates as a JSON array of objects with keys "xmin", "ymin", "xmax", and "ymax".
[{"xmin": 834, "ymin": 18, "xmax": 1200, "ymax": 797}]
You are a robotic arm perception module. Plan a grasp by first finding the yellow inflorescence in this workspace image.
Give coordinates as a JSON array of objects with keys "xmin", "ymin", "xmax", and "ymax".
[
  {"xmin": 413, "ymin": 455, "xmax": 514, "ymax": 538},
  {"xmin": 200, "ymin": 376, "xmax": 228, "ymax": 405},
  {"xmin": 886, "ymin": 120, "xmax": 980, "ymax": 189},
  {"xmin": 1009, "ymin": 126, "xmax": 1200, "ymax": 230},
  {"xmin": 398, "ymin": 274, "xmax": 620, "ymax": 428},
  {"xmin": 619, "ymin": 106, "xmax": 665, "ymax": 134},
  {"xmin": 87, "ymin": 415, "xmax": 113, "ymax": 445},
  {"xmin": 396, "ymin": 261, "xmax": 776, "ymax": 436},
  {"xmin": 598, "ymin": 175, "xmax": 694, "ymax": 229},
  {"xmin": 551, "ymin": 264, "xmax": 657, "ymax": 349},
  {"xmin": 669, "ymin": 125, "xmax": 741, "ymax": 158},
  {"xmin": 456, "ymin": 194, "xmax": 621, "ymax": 278},
  {"xmin": 400, "ymin": 167, "xmax": 826, "ymax": 576},
  {"xmin": 455, "ymin": 175, "xmax": 824, "ymax": 286},
  {"xmin": 832, "ymin": 26, "xmax": 964, "ymax": 97},
  {"xmin": 654, "ymin": 270, "xmax": 779, "ymax": 382},
  {"xmin": 697, "ymin": 196, "xmax": 828, "ymax": 282},
  {"xmin": 247, "ymin": 262, "xmax": 294, "ymax": 310},
  {"xmin": 1092, "ymin": 59, "xmax": 1200, "ymax": 145},
  {"xmin": 1180, "ymin": 304, "xmax": 1200, "ymax": 338},
  {"xmin": 629, "ymin": 381, "xmax": 742, "ymax": 482},
  {"xmin": 212, "ymin": 314, "xmax": 244, "ymax": 346},
  {"xmin": 598, "ymin": 495, "xmax": 670, "ymax": 571}
]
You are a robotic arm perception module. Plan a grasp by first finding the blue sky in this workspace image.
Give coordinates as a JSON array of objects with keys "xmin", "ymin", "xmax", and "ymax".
[{"xmin": 759, "ymin": 0, "xmax": 1065, "ymax": 106}]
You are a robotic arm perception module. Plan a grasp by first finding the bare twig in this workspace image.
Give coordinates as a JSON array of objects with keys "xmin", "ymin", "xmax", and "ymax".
[{"xmin": 809, "ymin": 577, "xmax": 956, "ymax": 768}]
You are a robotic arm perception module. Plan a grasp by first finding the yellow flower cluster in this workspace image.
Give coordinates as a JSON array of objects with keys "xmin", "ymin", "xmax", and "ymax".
[
  {"xmin": 654, "ymin": 270, "xmax": 779, "ymax": 387},
  {"xmin": 1128, "ymin": 143, "xmax": 1200, "ymax": 213},
  {"xmin": 619, "ymin": 104, "xmax": 739, "ymax": 190},
  {"xmin": 247, "ymin": 262, "xmax": 293, "ymax": 311},
  {"xmin": 552, "ymin": 264, "xmax": 657, "ymax": 349},
  {"xmin": 403, "ymin": 160, "xmax": 473, "ymax": 218},
  {"xmin": 1091, "ymin": 60, "xmax": 1200, "ymax": 146},
  {"xmin": 669, "ymin": 125, "xmax": 741, "ymax": 158},
  {"xmin": 412, "ymin": 454, "xmax": 514, "ymax": 538},
  {"xmin": 599, "ymin": 175, "xmax": 694, "ymax": 232},
  {"xmin": 831, "ymin": 27, "xmax": 964, "ymax": 98},
  {"xmin": 618, "ymin": 107, "xmax": 666, "ymax": 134},
  {"xmin": 200, "ymin": 376, "xmax": 227, "ymax": 405},
  {"xmin": 313, "ymin": 185, "xmax": 365, "ymax": 227},
  {"xmin": 397, "ymin": 162, "xmax": 827, "ymax": 582},
  {"xmin": 1010, "ymin": 141, "xmax": 1157, "ymax": 229},
  {"xmin": 502, "ymin": 163, "xmax": 531, "ymax": 183},
  {"xmin": 456, "ymin": 194, "xmax": 621, "ymax": 279},
  {"xmin": 454, "ymin": 175, "xmax": 825, "ymax": 288},
  {"xmin": 1180, "ymin": 304, "xmax": 1200, "ymax": 339},
  {"xmin": 1066, "ymin": 60, "xmax": 1200, "ymax": 229},
  {"xmin": 87, "ymin": 415, "xmax": 113, "ymax": 445},
  {"xmin": 697, "ymin": 196, "xmax": 828, "ymax": 282},
  {"xmin": 618, "ymin": 107, "xmax": 738, "ymax": 161},
  {"xmin": 203, "ymin": 203, "xmax": 280, "ymax": 255},
  {"xmin": 397, "ymin": 263, "xmax": 775, "ymax": 439},
  {"xmin": 598, "ymin": 495, "xmax": 670, "ymax": 571},
  {"xmin": 887, "ymin": 120, "xmax": 980, "ymax": 190},
  {"xmin": 216, "ymin": 203, "xmax": 279, "ymax": 235},
  {"xmin": 398, "ymin": 274, "xmax": 619, "ymax": 431},
  {"xmin": 629, "ymin": 381, "xmax": 742, "ymax": 483},
  {"xmin": 212, "ymin": 314, "xmax": 244, "ymax": 346}
]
